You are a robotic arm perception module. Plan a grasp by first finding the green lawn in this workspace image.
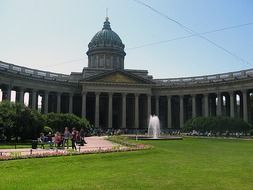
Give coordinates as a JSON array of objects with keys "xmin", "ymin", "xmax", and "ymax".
[
  {"xmin": 0, "ymin": 137, "xmax": 253, "ymax": 190},
  {"xmin": 0, "ymin": 144, "xmax": 31, "ymax": 149}
]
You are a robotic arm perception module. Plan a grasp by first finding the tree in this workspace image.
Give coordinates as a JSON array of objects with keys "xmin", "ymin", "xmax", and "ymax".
[
  {"xmin": 184, "ymin": 116, "xmax": 252, "ymax": 133},
  {"xmin": 0, "ymin": 101, "xmax": 45, "ymax": 141},
  {"xmin": 45, "ymin": 113, "xmax": 92, "ymax": 134}
]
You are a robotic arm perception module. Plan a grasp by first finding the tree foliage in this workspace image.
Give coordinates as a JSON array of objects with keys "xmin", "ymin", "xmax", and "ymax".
[
  {"xmin": 44, "ymin": 113, "xmax": 92, "ymax": 135},
  {"xmin": 184, "ymin": 116, "xmax": 252, "ymax": 133},
  {"xmin": 0, "ymin": 101, "xmax": 93, "ymax": 141},
  {"xmin": 0, "ymin": 101, "xmax": 45, "ymax": 141}
]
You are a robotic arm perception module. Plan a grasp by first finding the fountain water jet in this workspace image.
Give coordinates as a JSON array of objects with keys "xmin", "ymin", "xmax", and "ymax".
[
  {"xmin": 148, "ymin": 115, "xmax": 160, "ymax": 139},
  {"xmin": 126, "ymin": 114, "xmax": 182, "ymax": 140}
]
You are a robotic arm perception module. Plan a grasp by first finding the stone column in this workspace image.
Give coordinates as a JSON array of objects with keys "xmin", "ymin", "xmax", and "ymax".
[
  {"xmin": 147, "ymin": 94, "xmax": 151, "ymax": 121},
  {"xmin": 32, "ymin": 90, "xmax": 37, "ymax": 110},
  {"xmin": 44, "ymin": 91, "xmax": 49, "ymax": 114},
  {"xmin": 103, "ymin": 54, "xmax": 106, "ymax": 68},
  {"xmin": 2, "ymin": 86, "xmax": 11, "ymax": 101},
  {"xmin": 57, "ymin": 92, "xmax": 61, "ymax": 113},
  {"xmin": 155, "ymin": 95, "xmax": 159, "ymax": 116},
  {"xmin": 242, "ymin": 90, "xmax": 248, "ymax": 122},
  {"xmin": 179, "ymin": 95, "xmax": 184, "ymax": 128},
  {"xmin": 20, "ymin": 88, "xmax": 24, "ymax": 104},
  {"xmin": 135, "ymin": 93, "xmax": 139, "ymax": 129},
  {"xmin": 229, "ymin": 91, "xmax": 235, "ymax": 118},
  {"xmin": 69, "ymin": 93, "xmax": 73, "ymax": 114},
  {"xmin": 16, "ymin": 88, "xmax": 24, "ymax": 104},
  {"xmin": 167, "ymin": 95, "xmax": 172, "ymax": 128},
  {"xmin": 95, "ymin": 92, "xmax": 100, "ymax": 128},
  {"xmin": 216, "ymin": 92, "xmax": 222, "ymax": 116},
  {"xmin": 192, "ymin": 94, "xmax": 196, "ymax": 118},
  {"xmin": 108, "ymin": 92, "xmax": 113, "ymax": 128},
  {"xmin": 81, "ymin": 92, "xmax": 87, "ymax": 119},
  {"xmin": 122, "ymin": 93, "xmax": 127, "ymax": 129},
  {"xmin": 7, "ymin": 87, "xmax": 11, "ymax": 101},
  {"xmin": 204, "ymin": 94, "xmax": 209, "ymax": 117}
]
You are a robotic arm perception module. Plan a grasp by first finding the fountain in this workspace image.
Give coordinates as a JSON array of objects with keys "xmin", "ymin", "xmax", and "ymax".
[
  {"xmin": 148, "ymin": 115, "xmax": 161, "ymax": 139},
  {"xmin": 129, "ymin": 115, "xmax": 183, "ymax": 140}
]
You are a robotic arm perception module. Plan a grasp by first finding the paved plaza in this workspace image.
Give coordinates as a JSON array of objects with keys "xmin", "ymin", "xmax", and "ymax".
[{"xmin": 0, "ymin": 136, "xmax": 117, "ymax": 156}]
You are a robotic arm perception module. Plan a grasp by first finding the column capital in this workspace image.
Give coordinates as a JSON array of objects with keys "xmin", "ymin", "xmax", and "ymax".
[
  {"xmin": 44, "ymin": 90, "xmax": 49, "ymax": 95},
  {"xmin": 134, "ymin": 93, "xmax": 139, "ymax": 97},
  {"xmin": 69, "ymin": 92, "xmax": 74, "ymax": 97},
  {"xmin": 241, "ymin": 89, "xmax": 248, "ymax": 94},
  {"xmin": 95, "ymin": 92, "xmax": 101, "ymax": 96},
  {"xmin": 108, "ymin": 92, "xmax": 114, "ymax": 96},
  {"xmin": 82, "ymin": 91, "xmax": 87, "ymax": 95},
  {"xmin": 18, "ymin": 87, "xmax": 24, "ymax": 92},
  {"xmin": 167, "ymin": 95, "xmax": 172, "ymax": 99}
]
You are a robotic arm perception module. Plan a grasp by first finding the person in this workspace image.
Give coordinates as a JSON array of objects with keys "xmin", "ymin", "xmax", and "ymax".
[
  {"xmin": 79, "ymin": 128, "xmax": 87, "ymax": 146},
  {"xmin": 47, "ymin": 132, "xmax": 54, "ymax": 149},
  {"xmin": 71, "ymin": 128, "xmax": 77, "ymax": 150},
  {"xmin": 54, "ymin": 131, "xmax": 62, "ymax": 148},
  {"xmin": 63, "ymin": 127, "xmax": 71, "ymax": 149},
  {"xmin": 38, "ymin": 133, "xmax": 46, "ymax": 149}
]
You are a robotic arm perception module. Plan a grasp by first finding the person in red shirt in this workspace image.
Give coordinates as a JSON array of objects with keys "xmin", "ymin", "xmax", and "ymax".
[{"xmin": 54, "ymin": 131, "xmax": 62, "ymax": 148}]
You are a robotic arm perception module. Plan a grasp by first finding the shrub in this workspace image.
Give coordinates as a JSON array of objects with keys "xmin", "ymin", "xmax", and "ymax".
[
  {"xmin": 45, "ymin": 113, "xmax": 92, "ymax": 134},
  {"xmin": 43, "ymin": 126, "xmax": 53, "ymax": 134},
  {"xmin": 0, "ymin": 101, "xmax": 45, "ymax": 141},
  {"xmin": 184, "ymin": 116, "xmax": 252, "ymax": 133}
]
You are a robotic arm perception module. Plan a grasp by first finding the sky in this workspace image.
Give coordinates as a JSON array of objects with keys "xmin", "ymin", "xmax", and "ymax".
[{"xmin": 0, "ymin": 0, "xmax": 253, "ymax": 79}]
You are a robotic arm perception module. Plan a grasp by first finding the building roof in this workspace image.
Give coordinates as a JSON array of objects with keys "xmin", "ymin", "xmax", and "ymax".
[{"xmin": 88, "ymin": 17, "xmax": 125, "ymax": 51}]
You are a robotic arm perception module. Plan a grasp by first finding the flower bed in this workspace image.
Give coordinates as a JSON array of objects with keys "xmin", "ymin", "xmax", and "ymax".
[{"xmin": 0, "ymin": 137, "xmax": 152, "ymax": 161}]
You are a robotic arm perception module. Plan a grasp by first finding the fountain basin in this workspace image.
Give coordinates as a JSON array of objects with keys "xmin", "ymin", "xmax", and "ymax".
[{"xmin": 126, "ymin": 135, "xmax": 183, "ymax": 140}]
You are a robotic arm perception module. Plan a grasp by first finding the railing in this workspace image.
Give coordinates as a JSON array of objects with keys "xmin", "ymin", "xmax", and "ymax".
[
  {"xmin": 1, "ymin": 60, "xmax": 253, "ymax": 85},
  {"xmin": 0, "ymin": 61, "xmax": 70, "ymax": 82},
  {"xmin": 155, "ymin": 69, "xmax": 253, "ymax": 85}
]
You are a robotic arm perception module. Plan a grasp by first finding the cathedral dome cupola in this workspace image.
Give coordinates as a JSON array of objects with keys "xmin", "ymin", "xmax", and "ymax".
[{"xmin": 87, "ymin": 17, "xmax": 126, "ymax": 70}]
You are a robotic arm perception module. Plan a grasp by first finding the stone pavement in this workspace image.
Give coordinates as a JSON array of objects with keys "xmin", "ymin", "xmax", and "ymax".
[{"xmin": 0, "ymin": 136, "xmax": 117, "ymax": 156}]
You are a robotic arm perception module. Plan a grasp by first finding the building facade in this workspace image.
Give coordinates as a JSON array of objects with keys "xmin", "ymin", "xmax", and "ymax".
[{"xmin": 0, "ymin": 18, "xmax": 253, "ymax": 131}]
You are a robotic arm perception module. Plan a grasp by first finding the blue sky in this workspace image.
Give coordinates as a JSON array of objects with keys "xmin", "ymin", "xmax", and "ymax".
[{"xmin": 0, "ymin": 0, "xmax": 253, "ymax": 78}]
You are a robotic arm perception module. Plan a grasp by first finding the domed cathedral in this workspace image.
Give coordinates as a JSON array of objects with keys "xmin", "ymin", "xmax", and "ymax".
[
  {"xmin": 80, "ymin": 17, "xmax": 154, "ymax": 131},
  {"xmin": 82, "ymin": 17, "xmax": 151, "ymax": 80},
  {"xmin": 0, "ymin": 17, "xmax": 253, "ymax": 133},
  {"xmin": 86, "ymin": 17, "xmax": 126, "ymax": 70}
]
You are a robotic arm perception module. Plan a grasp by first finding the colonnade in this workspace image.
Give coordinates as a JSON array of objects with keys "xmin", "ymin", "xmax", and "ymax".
[
  {"xmin": 0, "ymin": 85, "xmax": 252, "ymax": 129},
  {"xmin": 0, "ymin": 85, "xmax": 74, "ymax": 114},
  {"xmin": 81, "ymin": 92, "xmax": 145, "ymax": 129}
]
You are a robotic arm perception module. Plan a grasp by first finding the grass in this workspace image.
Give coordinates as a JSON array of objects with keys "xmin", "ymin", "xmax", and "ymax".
[
  {"xmin": 0, "ymin": 143, "xmax": 32, "ymax": 149},
  {"xmin": 0, "ymin": 137, "xmax": 253, "ymax": 190}
]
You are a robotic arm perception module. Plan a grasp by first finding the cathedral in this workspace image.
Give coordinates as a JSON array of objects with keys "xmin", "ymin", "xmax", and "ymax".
[{"xmin": 0, "ymin": 18, "xmax": 252, "ymax": 132}]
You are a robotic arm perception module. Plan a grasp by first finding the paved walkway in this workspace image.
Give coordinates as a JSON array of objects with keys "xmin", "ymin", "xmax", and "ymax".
[{"xmin": 0, "ymin": 136, "xmax": 117, "ymax": 156}]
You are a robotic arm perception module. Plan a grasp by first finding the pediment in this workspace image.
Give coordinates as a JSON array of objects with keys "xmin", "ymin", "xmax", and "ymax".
[{"xmin": 84, "ymin": 70, "xmax": 152, "ymax": 84}]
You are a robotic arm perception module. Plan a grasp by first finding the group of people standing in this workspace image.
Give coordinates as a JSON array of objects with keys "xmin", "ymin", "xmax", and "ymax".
[{"xmin": 39, "ymin": 127, "xmax": 87, "ymax": 150}]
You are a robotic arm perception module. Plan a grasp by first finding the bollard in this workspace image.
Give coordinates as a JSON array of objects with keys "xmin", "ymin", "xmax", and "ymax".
[
  {"xmin": 0, "ymin": 152, "xmax": 2, "ymax": 156},
  {"xmin": 79, "ymin": 146, "xmax": 81, "ymax": 152},
  {"xmin": 30, "ymin": 149, "xmax": 32, "ymax": 155}
]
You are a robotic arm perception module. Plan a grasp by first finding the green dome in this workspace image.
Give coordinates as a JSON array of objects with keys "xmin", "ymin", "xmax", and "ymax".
[{"xmin": 88, "ymin": 18, "xmax": 125, "ymax": 50}]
